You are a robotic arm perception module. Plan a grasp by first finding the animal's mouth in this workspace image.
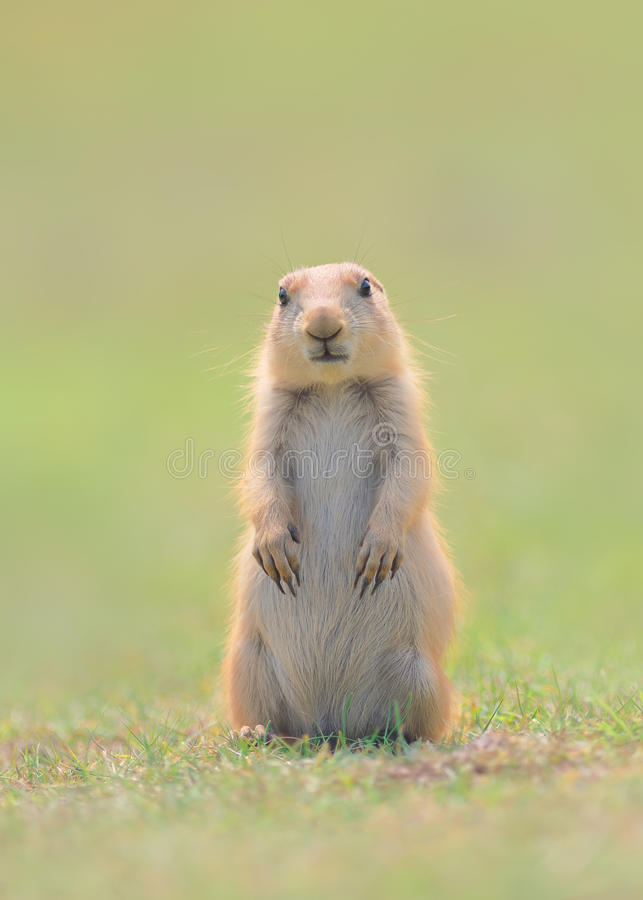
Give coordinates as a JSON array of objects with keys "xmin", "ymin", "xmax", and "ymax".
[{"xmin": 311, "ymin": 347, "xmax": 349, "ymax": 363}]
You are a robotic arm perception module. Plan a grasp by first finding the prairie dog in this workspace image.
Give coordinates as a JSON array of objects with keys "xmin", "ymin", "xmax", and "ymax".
[{"xmin": 222, "ymin": 262, "xmax": 456, "ymax": 741}]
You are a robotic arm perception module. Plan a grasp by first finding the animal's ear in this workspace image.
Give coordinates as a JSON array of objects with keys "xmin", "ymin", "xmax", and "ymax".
[{"xmin": 371, "ymin": 276, "xmax": 385, "ymax": 295}]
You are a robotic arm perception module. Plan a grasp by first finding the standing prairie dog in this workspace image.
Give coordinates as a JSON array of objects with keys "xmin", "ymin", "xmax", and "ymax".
[{"xmin": 223, "ymin": 262, "xmax": 456, "ymax": 741}]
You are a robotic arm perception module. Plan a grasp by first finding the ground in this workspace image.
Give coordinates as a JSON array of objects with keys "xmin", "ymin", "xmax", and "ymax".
[{"xmin": 1, "ymin": 665, "xmax": 640, "ymax": 898}]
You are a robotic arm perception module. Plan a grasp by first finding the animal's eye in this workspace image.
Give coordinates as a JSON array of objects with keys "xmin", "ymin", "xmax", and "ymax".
[
  {"xmin": 278, "ymin": 287, "xmax": 289, "ymax": 306},
  {"xmin": 358, "ymin": 277, "xmax": 371, "ymax": 297}
]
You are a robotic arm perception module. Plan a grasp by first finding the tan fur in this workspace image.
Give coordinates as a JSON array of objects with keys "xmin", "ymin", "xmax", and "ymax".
[{"xmin": 222, "ymin": 262, "xmax": 456, "ymax": 741}]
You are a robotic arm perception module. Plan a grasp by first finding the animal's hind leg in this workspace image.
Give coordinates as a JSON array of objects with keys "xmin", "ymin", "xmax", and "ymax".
[
  {"xmin": 403, "ymin": 658, "xmax": 453, "ymax": 742},
  {"xmin": 223, "ymin": 631, "xmax": 290, "ymax": 735},
  {"xmin": 371, "ymin": 649, "xmax": 453, "ymax": 743}
]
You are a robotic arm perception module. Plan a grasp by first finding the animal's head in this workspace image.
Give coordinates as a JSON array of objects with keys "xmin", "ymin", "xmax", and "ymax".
[{"xmin": 264, "ymin": 262, "xmax": 405, "ymax": 386}]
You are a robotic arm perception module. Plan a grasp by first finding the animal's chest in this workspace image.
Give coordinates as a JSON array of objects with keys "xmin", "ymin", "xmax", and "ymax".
[{"xmin": 283, "ymin": 387, "xmax": 382, "ymax": 532}]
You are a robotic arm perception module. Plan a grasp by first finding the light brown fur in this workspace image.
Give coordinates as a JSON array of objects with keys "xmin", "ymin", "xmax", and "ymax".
[{"xmin": 222, "ymin": 262, "xmax": 456, "ymax": 741}]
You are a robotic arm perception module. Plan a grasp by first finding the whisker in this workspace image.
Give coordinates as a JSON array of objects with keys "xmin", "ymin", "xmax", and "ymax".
[
  {"xmin": 397, "ymin": 312, "xmax": 459, "ymax": 325},
  {"xmin": 190, "ymin": 345, "xmax": 221, "ymax": 359},
  {"xmin": 424, "ymin": 313, "xmax": 458, "ymax": 324},
  {"xmin": 279, "ymin": 226, "xmax": 295, "ymax": 274},
  {"xmin": 201, "ymin": 346, "xmax": 257, "ymax": 376},
  {"xmin": 258, "ymin": 253, "xmax": 290, "ymax": 278},
  {"xmin": 410, "ymin": 334, "xmax": 456, "ymax": 361},
  {"xmin": 352, "ymin": 224, "xmax": 368, "ymax": 265}
]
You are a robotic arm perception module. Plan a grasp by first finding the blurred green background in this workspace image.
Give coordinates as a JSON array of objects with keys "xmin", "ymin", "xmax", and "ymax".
[{"xmin": 1, "ymin": 0, "xmax": 641, "ymax": 718}]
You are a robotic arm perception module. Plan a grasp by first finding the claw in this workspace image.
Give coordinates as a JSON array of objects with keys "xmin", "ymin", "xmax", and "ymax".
[
  {"xmin": 252, "ymin": 546, "xmax": 265, "ymax": 573},
  {"xmin": 359, "ymin": 577, "xmax": 371, "ymax": 599},
  {"xmin": 372, "ymin": 567, "xmax": 387, "ymax": 594},
  {"xmin": 288, "ymin": 524, "xmax": 301, "ymax": 543},
  {"xmin": 391, "ymin": 551, "xmax": 402, "ymax": 579},
  {"xmin": 283, "ymin": 574, "xmax": 296, "ymax": 597},
  {"xmin": 354, "ymin": 550, "xmax": 367, "ymax": 590},
  {"xmin": 287, "ymin": 557, "xmax": 301, "ymax": 586}
]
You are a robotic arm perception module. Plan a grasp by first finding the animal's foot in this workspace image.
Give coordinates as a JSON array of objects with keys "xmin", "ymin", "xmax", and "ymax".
[{"xmin": 229, "ymin": 724, "xmax": 273, "ymax": 745}]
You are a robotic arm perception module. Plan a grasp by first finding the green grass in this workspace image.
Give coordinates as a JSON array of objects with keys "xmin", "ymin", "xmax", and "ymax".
[
  {"xmin": 1, "ymin": 682, "xmax": 641, "ymax": 899},
  {"xmin": 1, "ymin": 1, "xmax": 642, "ymax": 897}
]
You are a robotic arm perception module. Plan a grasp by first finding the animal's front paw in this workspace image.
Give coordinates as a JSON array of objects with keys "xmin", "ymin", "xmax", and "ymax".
[
  {"xmin": 354, "ymin": 522, "xmax": 404, "ymax": 598},
  {"xmin": 252, "ymin": 524, "xmax": 301, "ymax": 596}
]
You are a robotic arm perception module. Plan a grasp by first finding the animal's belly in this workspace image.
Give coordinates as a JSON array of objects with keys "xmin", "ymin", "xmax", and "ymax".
[{"xmin": 258, "ymin": 469, "xmax": 407, "ymax": 713}]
